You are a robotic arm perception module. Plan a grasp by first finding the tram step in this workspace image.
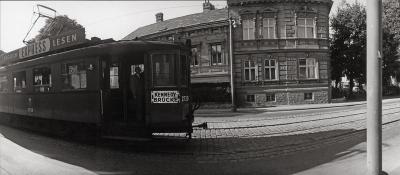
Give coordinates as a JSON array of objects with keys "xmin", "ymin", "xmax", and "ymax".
[
  {"xmin": 101, "ymin": 135, "xmax": 152, "ymax": 141},
  {"xmin": 102, "ymin": 124, "xmax": 151, "ymax": 138}
]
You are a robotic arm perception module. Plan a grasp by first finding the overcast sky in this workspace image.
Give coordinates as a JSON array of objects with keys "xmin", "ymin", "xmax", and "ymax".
[{"xmin": 0, "ymin": 0, "xmax": 365, "ymax": 52}]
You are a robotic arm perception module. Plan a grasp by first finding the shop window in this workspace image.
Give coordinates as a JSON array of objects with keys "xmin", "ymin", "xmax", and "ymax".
[
  {"xmin": 299, "ymin": 58, "xmax": 318, "ymax": 79},
  {"xmin": 191, "ymin": 47, "xmax": 200, "ymax": 67},
  {"xmin": 266, "ymin": 93, "xmax": 275, "ymax": 102},
  {"xmin": 211, "ymin": 43, "xmax": 223, "ymax": 65},
  {"xmin": 261, "ymin": 18, "xmax": 276, "ymax": 39},
  {"xmin": 297, "ymin": 18, "xmax": 315, "ymax": 38},
  {"xmin": 244, "ymin": 60, "xmax": 257, "ymax": 81},
  {"xmin": 246, "ymin": 94, "xmax": 255, "ymax": 102},
  {"xmin": 0, "ymin": 75, "xmax": 8, "ymax": 93},
  {"xmin": 264, "ymin": 59, "xmax": 278, "ymax": 80},
  {"xmin": 304, "ymin": 92, "xmax": 313, "ymax": 100},
  {"xmin": 61, "ymin": 62, "xmax": 87, "ymax": 90},
  {"xmin": 13, "ymin": 71, "xmax": 26, "ymax": 93},
  {"xmin": 110, "ymin": 63, "xmax": 119, "ymax": 89},
  {"xmin": 243, "ymin": 19, "xmax": 255, "ymax": 40},
  {"xmin": 33, "ymin": 67, "xmax": 52, "ymax": 92}
]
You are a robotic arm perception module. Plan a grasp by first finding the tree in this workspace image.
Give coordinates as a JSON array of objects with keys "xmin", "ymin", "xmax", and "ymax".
[
  {"xmin": 330, "ymin": 2, "xmax": 366, "ymax": 95},
  {"xmin": 383, "ymin": 0, "xmax": 400, "ymax": 83},
  {"xmin": 383, "ymin": 0, "xmax": 400, "ymax": 41},
  {"xmin": 0, "ymin": 50, "xmax": 4, "ymax": 55},
  {"xmin": 330, "ymin": 1, "xmax": 400, "ymax": 96},
  {"xmin": 28, "ymin": 15, "xmax": 84, "ymax": 43}
]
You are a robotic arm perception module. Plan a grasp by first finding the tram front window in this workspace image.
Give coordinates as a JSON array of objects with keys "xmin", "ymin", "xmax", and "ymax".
[{"xmin": 152, "ymin": 54, "xmax": 177, "ymax": 86}]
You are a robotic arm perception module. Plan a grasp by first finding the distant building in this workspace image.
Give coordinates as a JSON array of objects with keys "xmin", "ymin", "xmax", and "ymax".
[{"xmin": 123, "ymin": 0, "xmax": 333, "ymax": 106}]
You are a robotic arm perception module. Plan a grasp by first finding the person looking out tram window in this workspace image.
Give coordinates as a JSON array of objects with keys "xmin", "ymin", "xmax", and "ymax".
[
  {"xmin": 129, "ymin": 66, "xmax": 145, "ymax": 122},
  {"xmin": 33, "ymin": 67, "xmax": 52, "ymax": 92}
]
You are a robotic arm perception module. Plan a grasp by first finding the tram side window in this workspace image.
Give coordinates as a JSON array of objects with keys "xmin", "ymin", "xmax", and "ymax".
[
  {"xmin": 110, "ymin": 63, "xmax": 119, "ymax": 89},
  {"xmin": 61, "ymin": 62, "xmax": 87, "ymax": 90},
  {"xmin": 0, "ymin": 75, "xmax": 8, "ymax": 93},
  {"xmin": 33, "ymin": 67, "xmax": 52, "ymax": 92},
  {"xmin": 13, "ymin": 71, "xmax": 26, "ymax": 93},
  {"xmin": 152, "ymin": 54, "xmax": 176, "ymax": 86}
]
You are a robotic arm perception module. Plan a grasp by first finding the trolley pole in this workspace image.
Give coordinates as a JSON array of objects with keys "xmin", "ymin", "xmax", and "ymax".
[
  {"xmin": 229, "ymin": 16, "xmax": 237, "ymax": 112},
  {"xmin": 366, "ymin": 0, "xmax": 383, "ymax": 175}
]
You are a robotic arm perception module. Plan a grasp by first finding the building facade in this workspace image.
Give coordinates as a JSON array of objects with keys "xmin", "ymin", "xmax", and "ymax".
[{"xmin": 123, "ymin": 0, "xmax": 333, "ymax": 107}]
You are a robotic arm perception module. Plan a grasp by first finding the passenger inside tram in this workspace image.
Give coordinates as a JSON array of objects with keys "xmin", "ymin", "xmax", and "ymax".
[{"xmin": 129, "ymin": 65, "xmax": 145, "ymax": 122}]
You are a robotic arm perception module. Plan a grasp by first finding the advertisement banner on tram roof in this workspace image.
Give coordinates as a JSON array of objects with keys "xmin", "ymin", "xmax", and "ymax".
[{"xmin": 0, "ymin": 28, "xmax": 86, "ymax": 65}]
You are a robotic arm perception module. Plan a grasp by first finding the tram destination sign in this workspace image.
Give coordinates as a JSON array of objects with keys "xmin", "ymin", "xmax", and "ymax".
[
  {"xmin": 0, "ymin": 28, "xmax": 86, "ymax": 65},
  {"xmin": 151, "ymin": 91, "xmax": 180, "ymax": 103}
]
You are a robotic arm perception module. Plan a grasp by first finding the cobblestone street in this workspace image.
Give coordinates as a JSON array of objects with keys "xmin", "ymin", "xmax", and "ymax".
[{"xmin": 1, "ymin": 98, "xmax": 400, "ymax": 175}]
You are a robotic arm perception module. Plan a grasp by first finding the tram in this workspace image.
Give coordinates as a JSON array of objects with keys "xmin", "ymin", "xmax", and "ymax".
[{"xmin": 0, "ymin": 29, "xmax": 195, "ymax": 138}]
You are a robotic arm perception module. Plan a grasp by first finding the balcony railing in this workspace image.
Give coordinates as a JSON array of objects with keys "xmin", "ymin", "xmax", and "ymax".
[
  {"xmin": 234, "ymin": 38, "xmax": 329, "ymax": 52},
  {"xmin": 190, "ymin": 65, "xmax": 229, "ymax": 76}
]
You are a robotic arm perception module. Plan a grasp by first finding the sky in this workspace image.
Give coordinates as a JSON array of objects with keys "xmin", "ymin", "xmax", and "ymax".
[{"xmin": 0, "ymin": 0, "xmax": 365, "ymax": 53}]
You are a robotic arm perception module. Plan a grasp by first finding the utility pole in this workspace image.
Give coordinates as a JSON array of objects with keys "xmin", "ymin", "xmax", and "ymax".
[
  {"xmin": 229, "ymin": 16, "xmax": 237, "ymax": 112},
  {"xmin": 366, "ymin": 0, "xmax": 383, "ymax": 175}
]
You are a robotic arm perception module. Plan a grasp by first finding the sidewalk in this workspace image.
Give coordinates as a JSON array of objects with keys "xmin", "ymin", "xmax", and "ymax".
[
  {"xmin": 195, "ymin": 100, "xmax": 365, "ymax": 116},
  {"xmin": 195, "ymin": 98, "xmax": 400, "ymax": 116},
  {"xmin": 295, "ymin": 120, "xmax": 400, "ymax": 175}
]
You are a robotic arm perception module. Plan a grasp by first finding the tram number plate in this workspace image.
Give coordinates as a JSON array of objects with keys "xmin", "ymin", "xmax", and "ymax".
[{"xmin": 151, "ymin": 91, "xmax": 180, "ymax": 103}]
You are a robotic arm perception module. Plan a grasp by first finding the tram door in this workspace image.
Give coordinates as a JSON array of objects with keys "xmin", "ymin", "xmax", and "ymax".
[
  {"xmin": 124, "ymin": 57, "xmax": 145, "ymax": 124},
  {"xmin": 101, "ymin": 55, "xmax": 146, "ymax": 126},
  {"xmin": 101, "ymin": 57, "xmax": 124, "ymax": 124}
]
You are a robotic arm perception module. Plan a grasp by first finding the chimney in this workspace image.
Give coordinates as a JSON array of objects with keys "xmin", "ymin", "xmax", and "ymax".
[
  {"xmin": 203, "ymin": 0, "xmax": 215, "ymax": 12},
  {"xmin": 156, "ymin": 12, "xmax": 164, "ymax": 23}
]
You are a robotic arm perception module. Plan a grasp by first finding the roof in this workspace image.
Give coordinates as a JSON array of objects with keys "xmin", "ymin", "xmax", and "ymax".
[
  {"xmin": 228, "ymin": 0, "xmax": 333, "ymax": 6},
  {"xmin": 123, "ymin": 8, "xmax": 228, "ymax": 40},
  {"xmin": 2, "ymin": 40, "xmax": 184, "ymax": 68}
]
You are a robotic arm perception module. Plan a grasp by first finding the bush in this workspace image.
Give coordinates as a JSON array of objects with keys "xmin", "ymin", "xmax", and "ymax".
[
  {"xmin": 383, "ymin": 85, "xmax": 400, "ymax": 96},
  {"xmin": 331, "ymin": 87, "xmax": 346, "ymax": 99}
]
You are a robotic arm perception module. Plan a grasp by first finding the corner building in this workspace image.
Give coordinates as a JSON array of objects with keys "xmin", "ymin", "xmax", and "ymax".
[{"xmin": 123, "ymin": 0, "xmax": 333, "ymax": 107}]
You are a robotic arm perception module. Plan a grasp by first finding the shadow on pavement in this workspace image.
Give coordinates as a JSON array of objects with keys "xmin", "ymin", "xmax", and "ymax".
[{"xmin": 0, "ymin": 124, "xmax": 367, "ymax": 175}]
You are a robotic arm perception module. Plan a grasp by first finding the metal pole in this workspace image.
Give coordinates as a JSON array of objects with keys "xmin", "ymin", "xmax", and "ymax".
[
  {"xmin": 366, "ymin": 0, "xmax": 383, "ymax": 175},
  {"xmin": 229, "ymin": 17, "xmax": 237, "ymax": 112}
]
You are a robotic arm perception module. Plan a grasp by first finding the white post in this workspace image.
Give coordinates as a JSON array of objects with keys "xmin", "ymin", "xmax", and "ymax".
[
  {"xmin": 229, "ymin": 17, "xmax": 237, "ymax": 112},
  {"xmin": 366, "ymin": 0, "xmax": 383, "ymax": 175}
]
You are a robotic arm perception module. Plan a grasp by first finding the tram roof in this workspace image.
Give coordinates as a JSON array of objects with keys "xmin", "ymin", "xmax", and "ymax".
[{"xmin": 1, "ymin": 40, "xmax": 186, "ymax": 68}]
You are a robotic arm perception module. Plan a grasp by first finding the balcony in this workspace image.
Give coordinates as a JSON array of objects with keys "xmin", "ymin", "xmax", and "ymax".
[
  {"xmin": 234, "ymin": 38, "xmax": 329, "ymax": 52},
  {"xmin": 190, "ymin": 65, "xmax": 229, "ymax": 75},
  {"xmin": 190, "ymin": 65, "xmax": 230, "ymax": 83}
]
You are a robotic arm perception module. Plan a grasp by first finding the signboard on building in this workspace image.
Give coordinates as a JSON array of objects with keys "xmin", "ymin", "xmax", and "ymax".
[{"xmin": 0, "ymin": 28, "xmax": 86, "ymax": 66}]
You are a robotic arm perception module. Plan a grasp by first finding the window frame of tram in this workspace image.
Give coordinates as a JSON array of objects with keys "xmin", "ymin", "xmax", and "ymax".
[
  {"xmin": 61, "ymin": 62, "xmax": 88, "ymax": 90},
  {"xmin": 151, "ymin": 53, "xmax": 178, "ymax": 87},
  {"xmin": 12, "ymin": 71, "xmax": 27, "ymax": 93},
  {"xmin": 33, "ymin": 67, "xmax": 52, "ymax": 93},
  {"xmin": 109, "ymin": 62, "xmax": 119, "ymax": 89},
  {"xmin": 180, "ymin": 54, "xmax": 189, "ymax": 87},
  {"xmin": 0, "ymin": 75, "xmax": 9, "ymax": 93}
]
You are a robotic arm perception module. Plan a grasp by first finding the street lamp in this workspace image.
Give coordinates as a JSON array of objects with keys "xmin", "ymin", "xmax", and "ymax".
[{"xmin": 228, "ymin": 16, "xmax": 237, "ymax": 112}]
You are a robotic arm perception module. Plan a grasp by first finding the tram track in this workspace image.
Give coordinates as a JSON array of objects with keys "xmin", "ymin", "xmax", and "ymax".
[
  {"xmin": 202, "ymin": 115, "xmax": 400, "ymax": 161},
  {"xmin": 168, "ymin": 112, "xmax": 400, "ymax": 162},
  {"xmin": 197, "ymin": 103, "xmax": 400, "ymax": 130},
  {"xmin": 150, "ymin": 103, "xmax": 400, "ymax": 162}
]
